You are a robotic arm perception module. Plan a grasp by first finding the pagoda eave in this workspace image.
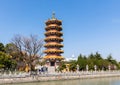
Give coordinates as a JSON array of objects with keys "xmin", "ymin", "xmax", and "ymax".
[
  {"xmin": 44, "ymin": 55, "xmax": 64, "ymax": 60},
  {"xmin": 45, "ymin": 33, "xmax": 63, "ymax": 37},
  {"xmin": 44, "ymin": 49, "xmax": 64, "ymax": 53},
  {"xmin": 45, "ymin": 19, "xmax": 62, "ymax": 25},
  {"xmin": 44, "ymin": 44, "xmax": 63, "ymax": 47},
  {"xmin": 44, "ymin": 38, "xmax": 63, "ymax": 42},
  {"xmin": 45, "ymin": 27, "xmax": 62, "ymax": 31}
]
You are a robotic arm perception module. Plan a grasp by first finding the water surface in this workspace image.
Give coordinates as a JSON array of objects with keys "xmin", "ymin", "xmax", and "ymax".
[{"xmin": 7, "ymin": 77, "xmax": 120, "ymax": 85}]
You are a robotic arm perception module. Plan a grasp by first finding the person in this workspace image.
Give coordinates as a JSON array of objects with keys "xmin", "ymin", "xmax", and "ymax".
[{"xmin": 39, "ymin": 68, "xmax": 41, "ymax": 74}]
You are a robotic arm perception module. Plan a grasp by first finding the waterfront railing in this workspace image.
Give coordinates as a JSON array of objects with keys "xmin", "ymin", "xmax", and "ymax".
[{"xmin": 0, "ymin": 70, "xmax": 120, "ymax": 79}]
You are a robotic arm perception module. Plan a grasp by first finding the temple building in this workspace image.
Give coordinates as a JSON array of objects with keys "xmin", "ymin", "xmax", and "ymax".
[{"xmin": 44, "ymin": 13, "xmax": 64, "ymax": 67}]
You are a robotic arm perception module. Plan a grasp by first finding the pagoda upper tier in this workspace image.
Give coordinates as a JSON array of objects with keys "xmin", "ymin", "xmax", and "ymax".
[
  {"xmin": 45, "ymin": 19, "xmax": 62, "ymax": 26},
  {"xmin": 44, "ymin": 49, "xmax": 64, "ymax": 53},
  {"xmin": 44, "ymin": 42, "xmax": 63, "ymax": 48},
  {"xmin": 45, "ymin": 30, "xmax": 63, "ymax": 36},
  {"xmin": 44, "ymin": 36, "xmax": 63, "ymax": 42},
  {"xmin": 45, "ymin": 24, "xmax": 62, "ymax": 31}
]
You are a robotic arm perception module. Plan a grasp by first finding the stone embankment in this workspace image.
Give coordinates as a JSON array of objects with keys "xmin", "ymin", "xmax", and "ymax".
[{"xmin": 0, "ymin": 71, "xmax": 120, "ymax": 84}]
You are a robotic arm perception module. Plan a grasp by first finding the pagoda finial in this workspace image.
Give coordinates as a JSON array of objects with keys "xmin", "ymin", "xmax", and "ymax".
[{"xmin": 52, "ymin": 12, "xmax": 56, "ymax": 19}]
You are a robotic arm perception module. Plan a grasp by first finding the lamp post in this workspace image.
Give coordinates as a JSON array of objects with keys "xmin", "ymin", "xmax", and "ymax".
[
  {"xmin": 108, "ymin": 65, "xmax": 111, "ymax": 72},
  {"xmin": 86, "ymin": 65, "xmax": 89, "ymax": 73},
  {"xmin": 77, "ymin": 64, "xmax": 79, "ymax": 72},
  {"xmin": 94, "ymin": 65, "xmax": 97, "ymax": 72}
]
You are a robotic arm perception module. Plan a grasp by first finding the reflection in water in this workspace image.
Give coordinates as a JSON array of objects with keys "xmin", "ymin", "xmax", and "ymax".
[{"xmin": 7, "ymin": 77, "xmax": 120, "ymax": 85}]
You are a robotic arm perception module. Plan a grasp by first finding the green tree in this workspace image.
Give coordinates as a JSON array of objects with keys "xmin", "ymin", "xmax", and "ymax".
[
  {"xmin": 58, "ymin": 62, "xmax": 66, "ymax": 72},
  {"xmin": 77, "ymin": 54, "xmax": 86, "ymax": 70},
  {"xmin": 107, "ymin": 54, "xmax": 118, "ymax": 68},
  {"xmin": 69, "ymin": 60, "xmax": 77, "ymax": 71},
  {"xmin": 5, "ymin": 43, "xmax": 18, "ymax": 54},
  {"xmin": 107, "ymin": 54, "xmax": 113, "ymax": 62},
  {"xmin": 94, "ymin": 52, "xmax": 103, "ymax": 60},
  {"xmin": 0, "ymin": 42, "xmax": 5, "ymax": 52},
  {"xmin": 118, "ymin": 62, "xmax": 120, "ymax": 69},
  {"xmin": 87, "ymin": 58, "xmax": 94, "ymax": 70},
  {"xmin": 77, "ymin": 53, "xmax": 119, "ymax": 71},
  {"xmin": 0, "ymin": 52, "xmax": 16, "ymax": 70}
]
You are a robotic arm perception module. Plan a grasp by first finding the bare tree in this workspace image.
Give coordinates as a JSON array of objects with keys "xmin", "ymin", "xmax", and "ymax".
[{"xmin": 11, "ymin": 34, "xmax": 43, "ymax": 71}]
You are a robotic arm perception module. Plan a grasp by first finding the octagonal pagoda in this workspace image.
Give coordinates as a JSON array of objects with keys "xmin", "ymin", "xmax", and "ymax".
[{"xmin": 44, "ymin": 13, "xmax": 64, "ymax": 67}]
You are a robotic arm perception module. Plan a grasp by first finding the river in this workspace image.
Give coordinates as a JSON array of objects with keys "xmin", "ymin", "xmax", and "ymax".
[{"xmin": 5, "ymin": 77, "xmax": 120, "ymax": 85}]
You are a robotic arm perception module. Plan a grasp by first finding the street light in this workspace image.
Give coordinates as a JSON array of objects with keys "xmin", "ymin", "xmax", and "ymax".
[{"xmin": 86, "ymin": 65, "xmax": 89, "ymax": 72}]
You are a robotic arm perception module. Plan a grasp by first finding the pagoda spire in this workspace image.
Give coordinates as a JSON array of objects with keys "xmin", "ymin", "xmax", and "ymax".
[{"xmin": 52, "ymin": 12, "xmax": 56, "ymax": 19}]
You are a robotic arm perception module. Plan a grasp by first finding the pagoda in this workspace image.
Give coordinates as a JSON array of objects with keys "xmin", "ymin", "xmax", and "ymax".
[{"xmin": 44, "ymin": 13, "xmax": 64, "ymax": 67}]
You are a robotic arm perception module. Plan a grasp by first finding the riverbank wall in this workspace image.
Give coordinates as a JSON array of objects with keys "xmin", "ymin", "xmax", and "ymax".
[{"xmin": 0, "ymin": 71, "xmax": 120, "ymax": 84}]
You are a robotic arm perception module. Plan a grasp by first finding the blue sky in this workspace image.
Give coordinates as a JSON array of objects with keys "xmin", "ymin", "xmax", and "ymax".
[{"xmin": 0, "ymin": 0, "xmax": 120, "ymax": 61}]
